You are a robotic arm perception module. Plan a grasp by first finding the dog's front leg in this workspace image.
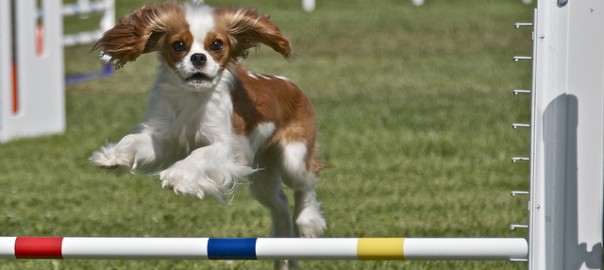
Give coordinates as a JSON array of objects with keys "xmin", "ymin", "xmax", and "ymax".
[
  {"xmin": 159, "ymin": 142, "xmax": 255, "ymax": 202},
  {"xmin": 90, "ymin": 133, "xmax": 160, "ymax": 174}
]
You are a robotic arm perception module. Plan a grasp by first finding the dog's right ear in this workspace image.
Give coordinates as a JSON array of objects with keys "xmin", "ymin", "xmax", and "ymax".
[
  {"xmin": 92, "ymin": 2, "xmax": 184, "ymax": 69},
  {"xmin": 216, "ymin": 7, "xmax": 292, "ymax": 60}
]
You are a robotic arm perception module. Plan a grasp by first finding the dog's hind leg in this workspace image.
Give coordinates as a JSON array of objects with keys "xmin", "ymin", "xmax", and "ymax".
[
  {"xmin": 280, "ymin": 142, "xmax": 326, "ymax": 238},
  {"xmin": 249, "ymin": 163, "xmax": 295, "ymax": 237},
  {"xmin": 293, "ymin": 189, "xmax": 325, "ymax": 238},
  {"xmin": 249, "ymin": 159, "xmax": 300, "ymax": 270}
]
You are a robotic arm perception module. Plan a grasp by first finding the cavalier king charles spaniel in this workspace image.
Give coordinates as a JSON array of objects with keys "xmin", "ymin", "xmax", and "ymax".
[{"xmin": 90, "ymin": 2, "xmax": 325, "ymax": 268}]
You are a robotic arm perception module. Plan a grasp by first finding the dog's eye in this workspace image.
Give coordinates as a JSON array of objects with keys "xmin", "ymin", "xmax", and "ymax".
[
  {"xmin": 209, "ymin": 40, "xmax": 223, "ymax": 52},
  {"xmin": 172, "ymin": 40, "xmax": 185, "ymax": 52}
]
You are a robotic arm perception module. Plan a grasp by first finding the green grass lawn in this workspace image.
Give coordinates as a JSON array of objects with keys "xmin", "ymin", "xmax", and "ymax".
[{"xmin": 0, "ymin": 0, "xmax": 534, "ymax": 269}]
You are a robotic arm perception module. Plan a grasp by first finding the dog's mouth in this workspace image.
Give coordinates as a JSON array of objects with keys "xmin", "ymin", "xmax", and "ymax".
[
  {"xmin": 186, "ymin": 72, "xmax": 212, "ymax": 83},
  {"xmin": 183, "ymin": 72, "xmax": 216, "ymax": 90}
]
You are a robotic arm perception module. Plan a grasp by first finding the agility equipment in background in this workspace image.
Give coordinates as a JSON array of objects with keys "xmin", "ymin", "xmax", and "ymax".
[
  {"xmin": 62, "ymin": 0, "xmax": 115, "ymax": 85},
  {"xmin": 0, "ymin": 0, "xmax": 65, "ymax": 143},
  {"xmin": 0, "ymin": 0, "xmax": 114, "ymax": 142},
  {"xmin": 525, "ymin": 0, "xmax": 603, "ymax": 269},
  {"xmin": 510, "ymin": 0, "xmax": 604, "ymax": 269}
]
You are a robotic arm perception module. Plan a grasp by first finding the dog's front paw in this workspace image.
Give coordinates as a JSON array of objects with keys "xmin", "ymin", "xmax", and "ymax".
[
  {"xmin": 160, "ymin": 162, "xmax": 207, "ymax": 200},
  {"xmin": 159, "ymin": 161, "xmax": 229, "ymax": 202},
  {"xmin": 89, "ymin": 143, "xmax": 136, "ymax": 174}
]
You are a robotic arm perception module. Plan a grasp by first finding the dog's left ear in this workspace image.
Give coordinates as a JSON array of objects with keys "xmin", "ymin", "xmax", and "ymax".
[{"xmin": 217, "ymin": 8, "xmax": 292, "ymax": 59}]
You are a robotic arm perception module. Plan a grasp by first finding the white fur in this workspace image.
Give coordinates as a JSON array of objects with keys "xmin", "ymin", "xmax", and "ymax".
[
  {"xmin": 247, "ymin": 71, "xmax": 258, "ymax": 79},
  {"xmin": 246, "ymin": 122, "xmax": 276, "ymax": 159},
  {"xmin": 282, "ymin": 143, "xmax": 307, "ymax": 174},
  {"xmin": 257, "ymin": 74, "xmax": 271, "ymax": 80},
  {"xmin": 275, "ymin": 75, "xmax": 291, "ymax": 82},
  {"xmin": 282, "ymin": 142, "xmax": 315, "ymax": 189}
]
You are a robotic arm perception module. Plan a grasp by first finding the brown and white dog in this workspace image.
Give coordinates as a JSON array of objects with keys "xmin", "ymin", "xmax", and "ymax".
[{"xmin": 89, "ymin": 2, "xmax": 325, "ymax": 268}]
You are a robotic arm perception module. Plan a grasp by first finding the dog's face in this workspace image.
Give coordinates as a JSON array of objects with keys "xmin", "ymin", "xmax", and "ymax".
[
  {"xmin": 162, "ymin": 4, "xmax": 225, "ymax": 90},
  {"xmin": 94, "ymin": 2, "xmax": 292, "ymax": 91}
]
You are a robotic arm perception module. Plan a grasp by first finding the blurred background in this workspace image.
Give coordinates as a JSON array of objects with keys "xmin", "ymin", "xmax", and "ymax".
[{"xmin": 0, "ymin": 0, "xmax": 534, "ymax": 269}]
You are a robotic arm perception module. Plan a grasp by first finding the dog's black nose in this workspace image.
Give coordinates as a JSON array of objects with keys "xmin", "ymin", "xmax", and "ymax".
[{"xmin": 190, "ymin": 53, "xmax": 207, "ymax": 68}]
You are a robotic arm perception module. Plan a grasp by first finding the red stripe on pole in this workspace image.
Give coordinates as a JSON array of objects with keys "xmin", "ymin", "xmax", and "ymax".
[
  {"xmin": 35, "ymin": 26, "xmax": 44, "ymax": 56},
  {"xmin": 15, "ymin": 237, "xmax": 63, "ymax": 259},
  {"xmin": 11, "ymin": 63, "xmax": 18, "ymax": 114}
]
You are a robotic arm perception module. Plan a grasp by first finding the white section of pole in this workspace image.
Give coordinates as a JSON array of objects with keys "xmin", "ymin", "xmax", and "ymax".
[
  {"xmin": 256, "ymin": 238, "xmax": 358, "ymax": 260},
  {"xmin": 62, "ymin": 238, "xmax": 209, "ymax": 259},
  {"xmin": 404, "ymin": 238, "xmax": 528, "ymax": 260}
]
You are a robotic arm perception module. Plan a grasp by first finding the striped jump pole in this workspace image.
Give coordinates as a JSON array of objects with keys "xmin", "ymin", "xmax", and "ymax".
[{"xmin": 0, "ymin": 237, "xmax": 527, "ymax": 261}]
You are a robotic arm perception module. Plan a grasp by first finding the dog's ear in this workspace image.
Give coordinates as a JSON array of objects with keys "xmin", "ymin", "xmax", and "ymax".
[
  {"xmin": 92, "ymin": 2, "xmax": 184, "ymax": 68},
  {"xmin": 217, "ymin": 8, "xmax": 292, "ymax": 60}
]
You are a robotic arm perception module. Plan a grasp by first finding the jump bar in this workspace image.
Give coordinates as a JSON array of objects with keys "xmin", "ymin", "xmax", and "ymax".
[{"xmin": 0, "ymin": 237, "xmax": 528, "ymax": 261}]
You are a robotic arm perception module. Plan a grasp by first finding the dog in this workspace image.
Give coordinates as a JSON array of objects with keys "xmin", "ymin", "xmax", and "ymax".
[{"xmin": 89, "ymin": 2, "xmax": 325, "ymax": 268}]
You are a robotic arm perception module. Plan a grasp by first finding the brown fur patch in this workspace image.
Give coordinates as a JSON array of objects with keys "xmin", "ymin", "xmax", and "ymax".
[
  {"xmin": 92, "ymin": 1, "xmax": 189, "ymax": 69},
  {"xmin": 214, "ymin": 7, "xmax": 292, "ymax": 60},
  {"xmin": 230, "ymin": 67, "xmax": 322, "ymax": 173}
]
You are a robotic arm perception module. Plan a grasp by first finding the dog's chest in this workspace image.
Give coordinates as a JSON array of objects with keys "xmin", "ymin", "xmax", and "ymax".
[{"xmin": 167, "ymin": 91, "xmax": 234, "ymax": 148}]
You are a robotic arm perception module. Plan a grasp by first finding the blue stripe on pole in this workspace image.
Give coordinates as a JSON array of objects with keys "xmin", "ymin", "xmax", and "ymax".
[{"xmin": 207, "ymin": 238, "xmax": 257, "ymax": 260}]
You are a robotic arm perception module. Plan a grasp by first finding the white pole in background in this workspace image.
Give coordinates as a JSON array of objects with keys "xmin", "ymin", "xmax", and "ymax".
[
  {"xmin": 302, "ymin": 0, "xmax": 315, "ymax": 12},
  {"xmin": 0, "ymin": 0, "xmax": 11, "ymax": 134}
]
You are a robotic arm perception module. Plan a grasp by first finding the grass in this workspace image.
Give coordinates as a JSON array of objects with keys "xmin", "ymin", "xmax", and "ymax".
[{"xmin": 0, "ymin": 0, "xmax": 534, "ymax": 269}]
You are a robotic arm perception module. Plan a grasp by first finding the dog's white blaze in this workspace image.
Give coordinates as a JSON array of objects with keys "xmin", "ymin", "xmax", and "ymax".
[
  {"xmin": 185, "ymin": 4, "xmax": 215, "ymax": 41},
  {"xmin": 184, "ymin": 4, "xmax": 214, "ymax": 55}
]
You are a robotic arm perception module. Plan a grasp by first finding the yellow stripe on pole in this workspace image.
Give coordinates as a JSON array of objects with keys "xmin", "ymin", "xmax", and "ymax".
[{"xmin": 357, "ymin": 238, "xmax": 405, "ymax": 260}]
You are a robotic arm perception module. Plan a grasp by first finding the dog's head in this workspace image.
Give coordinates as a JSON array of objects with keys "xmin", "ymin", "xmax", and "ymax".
[{"xmin": 93, "ymin": 1, "xmax": 291, "ymax": 90}]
